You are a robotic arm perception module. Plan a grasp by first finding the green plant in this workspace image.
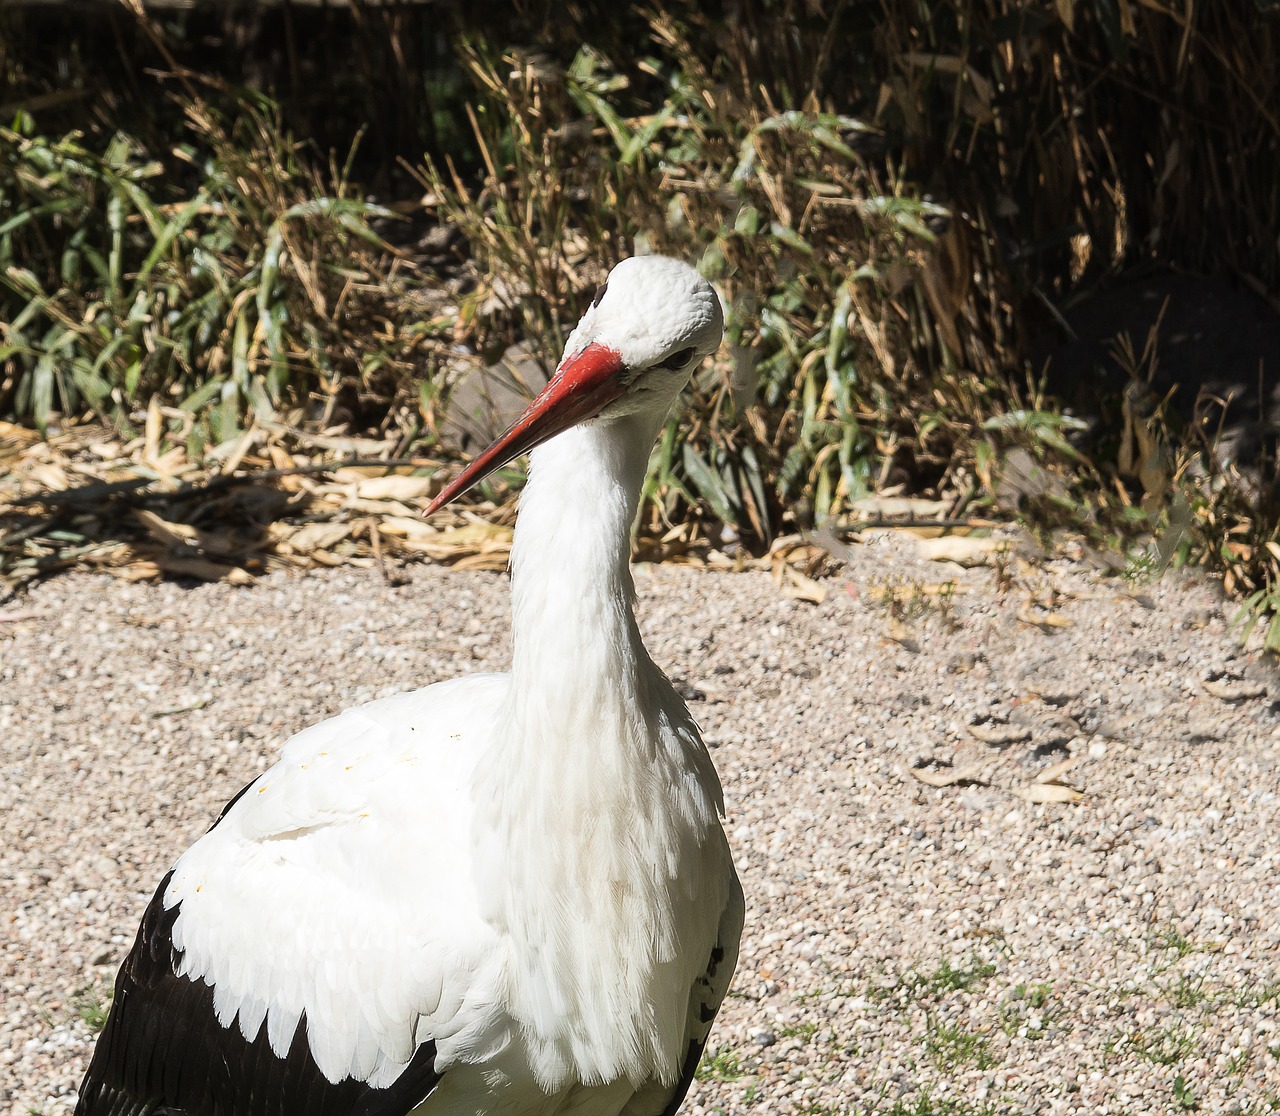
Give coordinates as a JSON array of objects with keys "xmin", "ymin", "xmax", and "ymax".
[
  {"xmin": 1, "ymin": 95, "xmax": 434, "ymax": 452},
  {"xmin": 1110, "ymin": 1024, "xmax": 1199, "ymax": 1067},
  {"xmin": 877, "ymin": 1093, "xmax": 997, "ymax": 1116},
  {"xmin": 910, "ymin": 957, "xmax": 999, "ymax": 998},
  {"xmin": 1227, "ymin": 1049, "xmax": 1253, "ymax": 1076},
  {"xmin": 1173, "ymin": 1073, "xmax": 1199, "ymax": 1111},
  {"xmin": 779, "ymin": 1020, "xmax": 820, "ymax": 1042},
  {"xmin": 695, "ymin": 1048, "xmax": 745, "ymax": 1082},
  {"xmin": 866, "ymin": 955, "xmax": 1001, "ymax": 1012},
  {"xmin": 923, "ymin": 1016, "xmax": 998, "ymax": 1071},
  {"xmin": 422, "ymin": 27, "xmax": 1000, "ymax": 552},
  {"xmin": 999, "ymin": 982, "xmax": 1060, "ymax": 1039},
  {"xmin": 1233, "ymin": 981, "xmax": 1280, "ymax": 1010},
  {"xmin": 1155, "ymin": 969, "xmax": 1220, "ymax": 1011},
  {"xmin": 1154, "ymin": 924, "xmax": 1199, "ymax": 960},
  {"xmin": 72, "ymin": 985, "xmax": 111, "ymax": 1033}
]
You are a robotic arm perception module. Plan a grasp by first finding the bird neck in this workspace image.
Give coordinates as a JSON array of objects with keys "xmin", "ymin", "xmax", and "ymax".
[{"xmin": 506, "ymin": 412, "xmax": 660, "ymax": 707}]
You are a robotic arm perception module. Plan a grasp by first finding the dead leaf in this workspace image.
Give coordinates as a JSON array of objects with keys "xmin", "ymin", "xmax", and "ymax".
[
  {"xmin": 266, "ymin": 427, "xmax": 395, "ymax": 456},
  {"xmin": 218, "ymin": 428, "xmax": 261, "ymax": 475},
  {"xmin": 329, "ymin": 466, "xmax": 388, "ymax": 482},
  {"xmin": 967, "ymin": 721, "xmax": 1032, "ymax": 746},
  {"xmin": 152, "ymin": 553, "xmax": 254, "ymax": 585},
  {"xmin": 401, "ymin": 521, "xmax": 513, "ymax": 565},
  {"xmin": 265, "ymin": 443, "xmax": 295, "ymax": 468},
  {"xmin": 909, "ymin": 763, "xmax": 986, "ymax": 787},
  {"xmin": 153, "ymin": 446, "xmax": 194, "ymax": 479},
  {"xmin": 916, "ymin": 536, "xmax": 1006, "ymax": 566},
  {"xmin": 285, "ymin": 521, "xmax": 353, "ymax": 553},
  {"xmin": 777, "ymin": 564, "xmax": 827, "ymax": 604},
  {"xmin": 1014, "ymin": 783, "xmax": 1083, "ymax": 804},
  {"xmin": 1202, "ymin": 677, "xmax": 1267, "ymax": 701},
  {"xmin": 350, "ymin": 475, "xmax": 436, "ymax": 502},
  {"xmin": 133, "ymin": 509, "xmax": 197, "ymax": 546},
  {"xmin": 0, "ymin": 421, "xmax": 41, "ymax": 461},
  {"xmin": 108, "ymin": 561, "xmax": 161, "ymax": 582},
  {"xmin": 769, "ymin": 534, "xmax": 833, "ymax": 578},
  {"xmin": 333, "ymin": 496, "xmax": 420, "ymax": 517},
  {"xmin": 449, "ymin": 550, "xmax": 515, "ymax": 572},
  {"xmin": 144, "ymin": 396, "xmax": 163, "ymax": 465},
  {"xmin": 1016, "ymin": 603, "xmax": 1073, "ymax": 630},
  {"xmin": 377, "ymin": 515, "xmax": 440, "ymax": 541},
  {"xmin": 1034, "ymin": 755, "xmax": 1085, "ymax": 784},
  {"xmin": 850, "ymin": 495, "xmax": 951, "ymax": 520},
  {"xmin": 77, "ymin": 541, "xmax": 132, "ymax": 567},
  {"xmin": 152, "ymin": 695, "xmax": 211, "ymax": 717},
  {"xmin": 25, "ymin": 462, "xmax": 70, "ymax": 491}
]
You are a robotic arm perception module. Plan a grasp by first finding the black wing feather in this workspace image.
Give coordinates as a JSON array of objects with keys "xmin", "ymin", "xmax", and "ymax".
[{"xmin": 77, "ymin": 868, "xmax": 441, "ymax": 1116}]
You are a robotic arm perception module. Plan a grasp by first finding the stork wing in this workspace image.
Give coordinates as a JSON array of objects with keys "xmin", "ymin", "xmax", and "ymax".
[
  {"xmin": 76, "ymin": 867, "xmax": 442, "ymax": 1116},
  {"xmin": 76, "ymin": 675, "xmax": 508, "ymax": 1116}
]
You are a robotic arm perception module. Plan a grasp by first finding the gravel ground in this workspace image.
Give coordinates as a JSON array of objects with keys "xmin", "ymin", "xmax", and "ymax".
[{"xmin": 3, "ymin": 533, "xmax": 1279, "ymax": 1116}]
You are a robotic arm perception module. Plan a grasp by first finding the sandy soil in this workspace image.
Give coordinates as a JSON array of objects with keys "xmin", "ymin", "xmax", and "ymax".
[{"xmin": 3, "ymin": 533, "xmax": 1278, "ymax": 1115}]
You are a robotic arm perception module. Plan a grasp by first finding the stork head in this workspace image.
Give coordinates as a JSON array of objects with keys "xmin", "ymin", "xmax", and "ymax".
[{"xmin": 425, "ymin": 255, "xmax": 723, "ymax": 515}]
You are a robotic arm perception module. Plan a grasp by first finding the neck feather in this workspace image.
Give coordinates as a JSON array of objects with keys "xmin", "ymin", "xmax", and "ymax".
[{"xmin": 506, "ymin": 413, "xmax": 659, "ymax": 711}]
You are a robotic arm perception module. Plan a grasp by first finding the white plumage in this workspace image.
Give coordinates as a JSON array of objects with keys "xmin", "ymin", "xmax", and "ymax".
[
  {"xmin": 168, "ymin": 677, "xmax": 505, "ymax": 1086},
  {"xmin": 78, "ymin": 255, "xmax": 743, "ymax": 1116}
]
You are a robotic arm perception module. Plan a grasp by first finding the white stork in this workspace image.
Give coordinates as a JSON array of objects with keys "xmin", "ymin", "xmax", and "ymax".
[{"xmin": 77, "ymin": 255, "xmax": 744, "ymax": 1116}]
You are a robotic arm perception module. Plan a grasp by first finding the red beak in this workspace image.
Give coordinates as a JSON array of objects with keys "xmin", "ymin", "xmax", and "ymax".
[{"xmin": 424, "ymin": 342, "xmax": 628, "ymax": 516}]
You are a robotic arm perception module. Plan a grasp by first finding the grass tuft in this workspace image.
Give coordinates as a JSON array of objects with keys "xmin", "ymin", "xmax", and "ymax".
[
  {"xmin": 923, "ymin": 1016, "xmax": 999, "ymax": 1071},
  {"xmin": 72, "ymin": 985, "xmax": 111, "ymax": 1034},
  {"xmin": 695, "ymin": 1048, "xmax": 746, "ymax": 1082}
]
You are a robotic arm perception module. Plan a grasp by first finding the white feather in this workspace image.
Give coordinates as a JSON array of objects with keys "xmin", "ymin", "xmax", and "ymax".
[{"xmin": 167, "ymin": 675, "xmax": 507, "ymax": 1084}]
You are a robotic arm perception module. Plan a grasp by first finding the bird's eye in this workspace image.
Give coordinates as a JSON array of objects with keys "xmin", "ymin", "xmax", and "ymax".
[
  {"xmin": 591, "ymin": 283, "xmax": 608, "ymax": 308},
  {"xmin": 662, "ymin": 347, "xmax": 695, "ymax": 370}
]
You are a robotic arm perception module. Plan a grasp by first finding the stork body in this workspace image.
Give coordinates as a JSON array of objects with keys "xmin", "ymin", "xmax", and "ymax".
[{"xmin": 77, "ymin": 257, "xmax": 743, "ymax": 1116}]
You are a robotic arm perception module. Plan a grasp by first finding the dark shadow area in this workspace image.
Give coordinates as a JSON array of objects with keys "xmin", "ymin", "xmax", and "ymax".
[{"xmin": 1037, "ymin": 270, "xmax": 1280, "ymax": 480}]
